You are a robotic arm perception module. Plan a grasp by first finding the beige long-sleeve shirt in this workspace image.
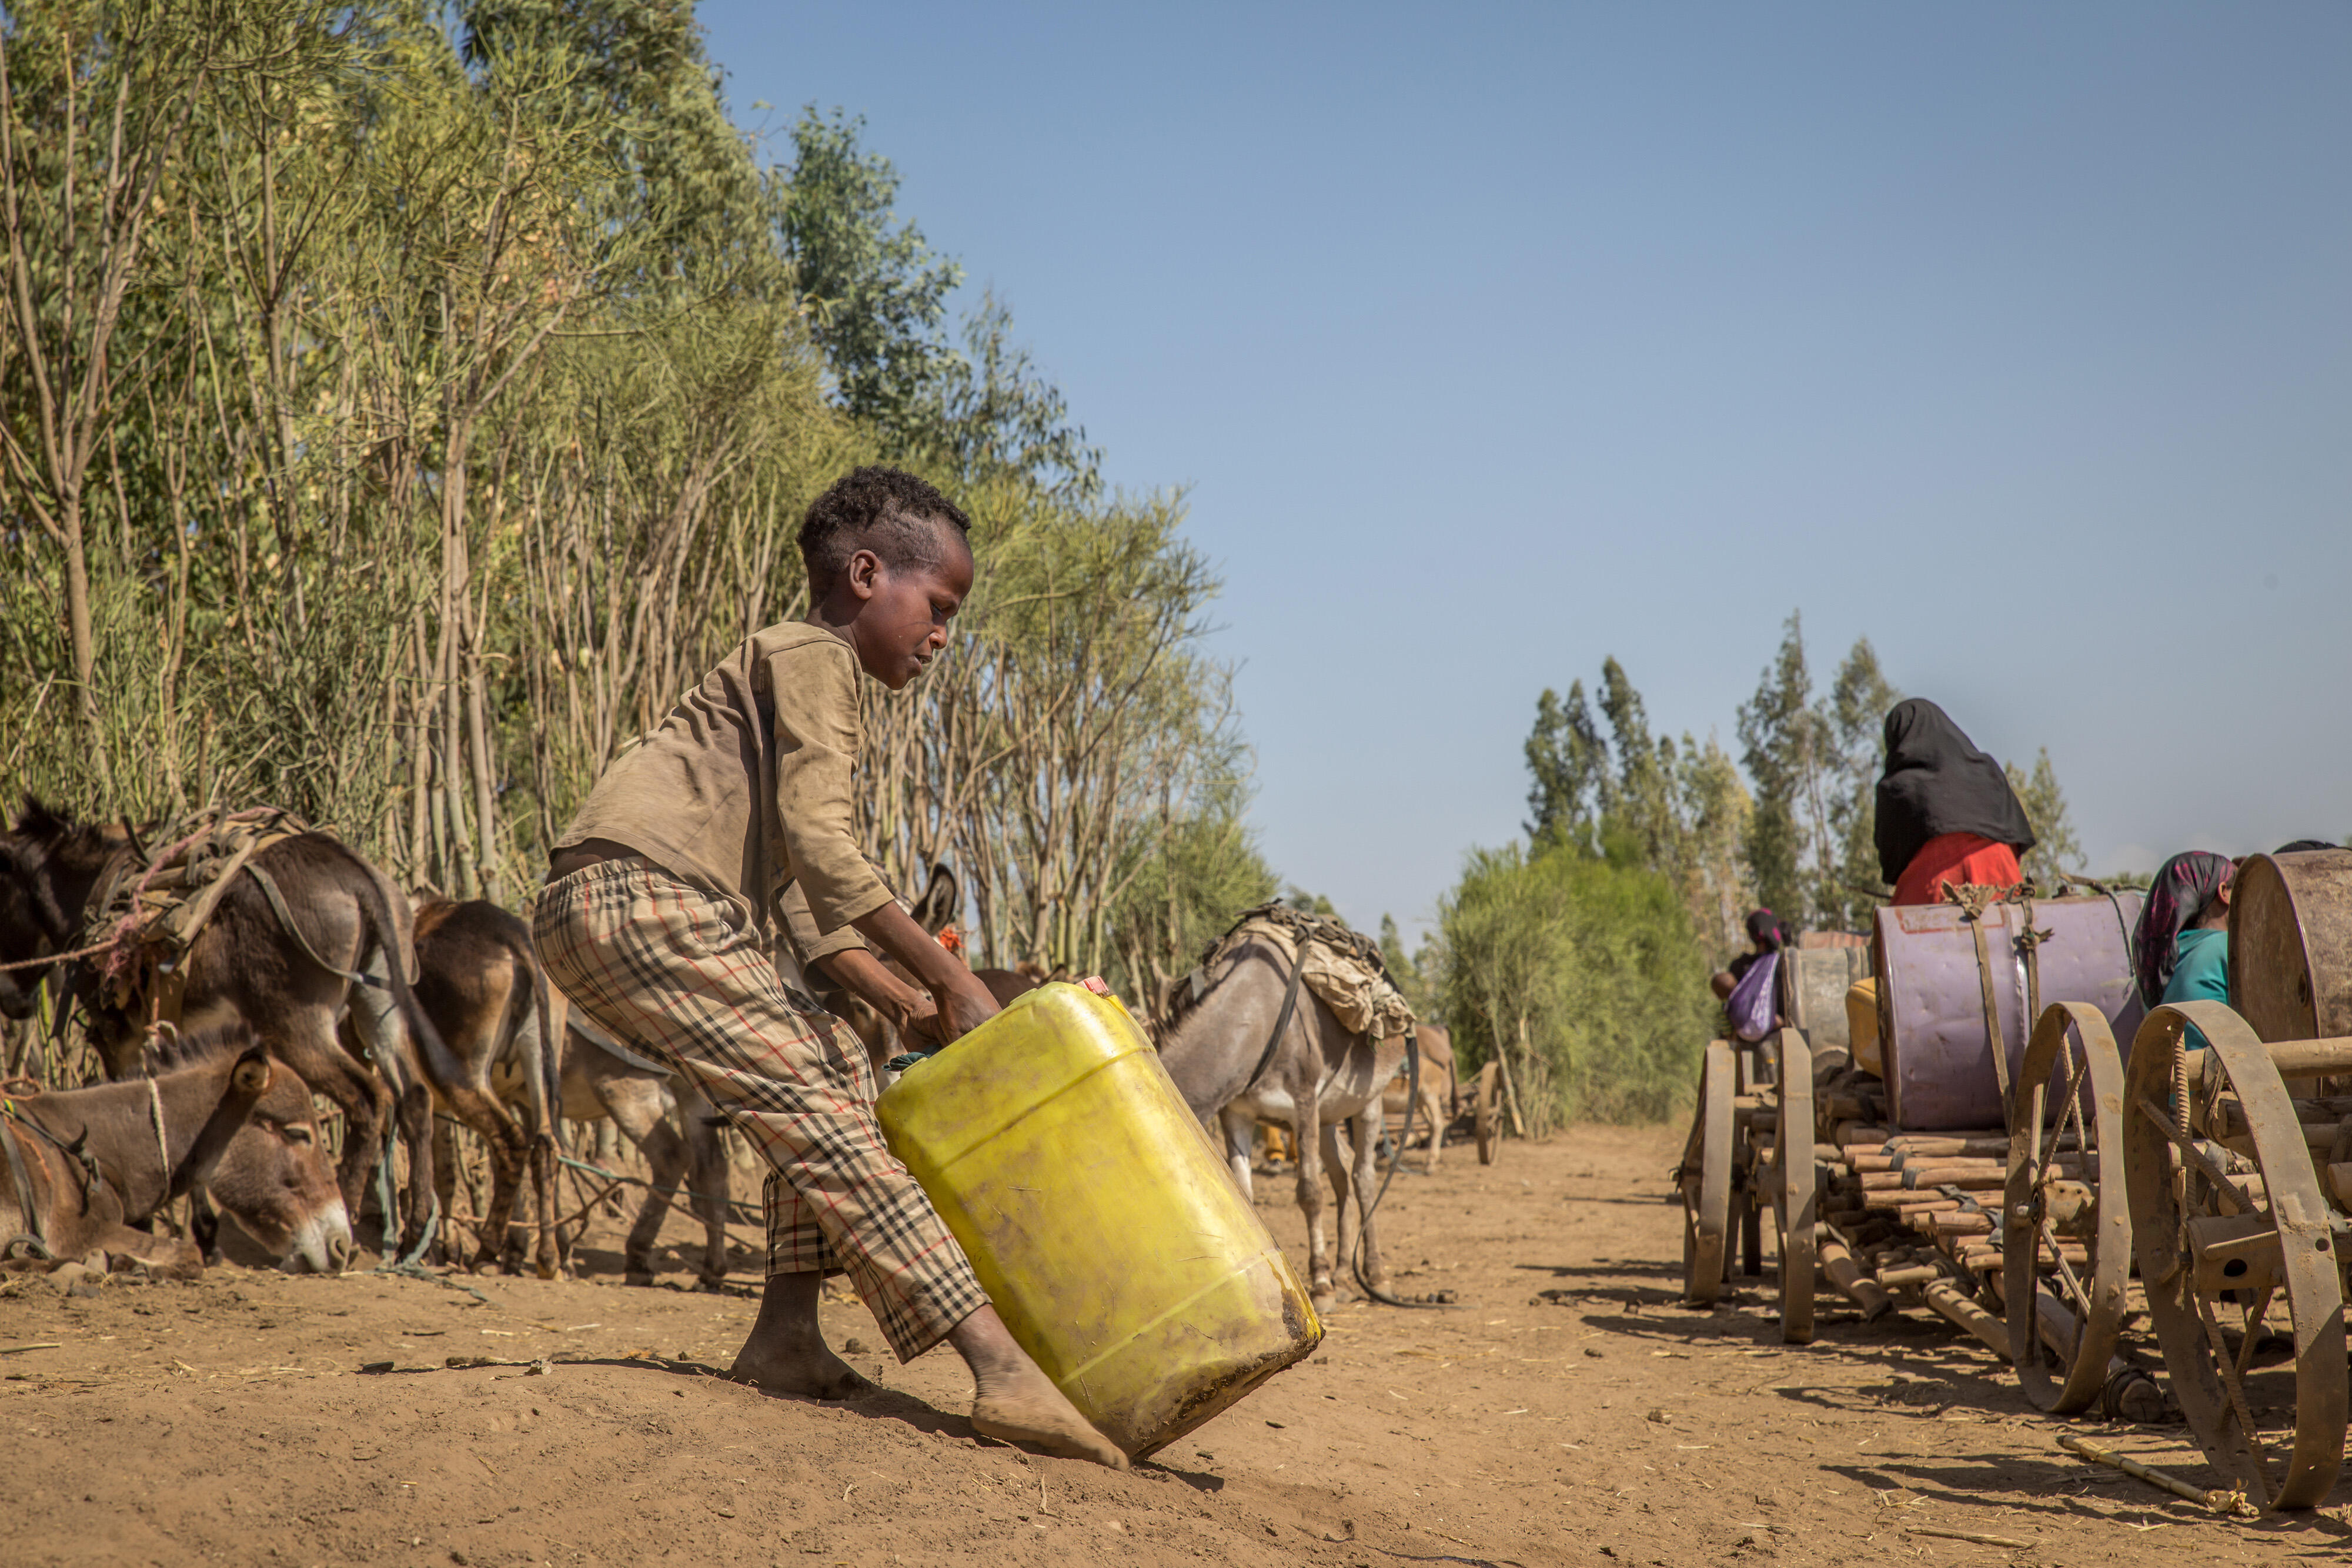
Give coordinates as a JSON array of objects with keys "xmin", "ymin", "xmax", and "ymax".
[{"xmin": 554, "ymin": 622, "xmax": 891, "ymax": 947}]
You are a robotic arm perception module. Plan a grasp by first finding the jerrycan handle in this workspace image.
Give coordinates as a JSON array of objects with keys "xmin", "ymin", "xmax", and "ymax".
[{"xmin": 1077, "ymin": 975, "xmax": 1142, "ymax": 1026}]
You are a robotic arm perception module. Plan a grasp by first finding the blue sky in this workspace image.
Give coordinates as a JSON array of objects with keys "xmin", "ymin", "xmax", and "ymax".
[{"xmin": 699, "ymin": 2, "xmax": 2352, "ymax": 940}]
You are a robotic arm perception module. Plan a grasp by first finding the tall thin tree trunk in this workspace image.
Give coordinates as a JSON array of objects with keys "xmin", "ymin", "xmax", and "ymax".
[{"xmin": 59, "ymin": 500, "xmax": 109, "ymax": 791}]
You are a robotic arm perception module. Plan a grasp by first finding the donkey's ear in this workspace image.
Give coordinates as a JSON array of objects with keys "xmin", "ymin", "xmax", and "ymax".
[
  {"xmin": 231, "ymin": 1048, "xmax": 274, "ymax": 1098},
  {"xmin": 14, "ymin": 796, "xmax": 69, "ymax": 840},
  {"xmin": 910, "ymin": 862, "xmax": 960, "ymax": 935}
]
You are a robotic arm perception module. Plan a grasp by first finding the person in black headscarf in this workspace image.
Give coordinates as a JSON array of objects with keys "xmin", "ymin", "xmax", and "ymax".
[{"xmin": 1875, "ymin": 699, "xmax": 2037, "ymax": 905}]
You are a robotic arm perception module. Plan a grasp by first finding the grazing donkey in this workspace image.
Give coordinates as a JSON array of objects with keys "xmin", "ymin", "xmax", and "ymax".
[
  {"xmin": 2, "ymin": 1021, "xmax": 349, "ymax": 1274},
  {"xmin": 0, "ymin": 800, "xmax": 452, "ymax": 1257},
  {"xmin": 497, "ymin": 1015, "xmax": 735, "ymax": 1287},
  {"xmin": 1155, "ymin": 929, "xmax": 1411, "ymax": 1308}
]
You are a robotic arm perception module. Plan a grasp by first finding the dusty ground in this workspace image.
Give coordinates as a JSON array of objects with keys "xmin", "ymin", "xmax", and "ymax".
[{"xmin": 5, "ymin": 1125, "xmax": 2351, "ymax": 1567}]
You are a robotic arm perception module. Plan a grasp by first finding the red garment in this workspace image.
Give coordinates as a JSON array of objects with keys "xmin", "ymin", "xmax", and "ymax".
[{"xmin": 1892, "ymin": 831, "xmax": 2023, "ymax": 907}]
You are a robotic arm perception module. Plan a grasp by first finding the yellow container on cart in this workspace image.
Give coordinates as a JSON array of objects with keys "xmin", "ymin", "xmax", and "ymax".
[{"xmin": 876, "ymin": 981, "xmax": 1322, "ymax": 1457}]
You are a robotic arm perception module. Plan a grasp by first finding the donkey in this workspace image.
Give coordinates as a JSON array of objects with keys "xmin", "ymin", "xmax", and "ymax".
[
  {"xmin": 1155, "ymin": 929, "xmax": 1411, "ymax": 1308},
  {"xmin": 1, "ymin": 1021, "xmax": 349, "ymax": 1274},
  {"xmin": 0, "ymin": 800, "xmax": 452, "ymax": 1257},
  {"xmin": 493, "ymin": 1015, "xmax": 734, "ymax": 1287},
  {"xmin": 410, "ymin": 899, "xmax": 560, "ymax": 1278}
]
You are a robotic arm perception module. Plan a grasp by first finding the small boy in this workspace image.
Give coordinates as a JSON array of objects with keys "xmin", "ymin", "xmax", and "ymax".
[{"xmin": 532, "ymin": 466, "xmax": 1124, "ymax": 1468}]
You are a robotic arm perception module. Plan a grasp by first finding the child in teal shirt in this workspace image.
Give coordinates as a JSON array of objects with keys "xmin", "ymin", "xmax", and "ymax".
[{"xmin": 2139, "ymin": 850, "xmax": 2234, "ymax": 1048}]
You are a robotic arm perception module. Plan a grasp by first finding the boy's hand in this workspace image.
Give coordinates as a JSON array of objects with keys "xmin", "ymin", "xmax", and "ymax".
[
  {"xmin": 933, "ymin": 972, "xmax": 1000, "ymax": 1044},
  {"xmin": 812, "ymin": 947, "xmax": 932, "ymax": 1046},
  {"xmin": 895, "ymin": 989, "xmax": 944, "ymax": 1045},
  {"xmin": 852, "ymin": 900, "xmax": 1001, "ymax": 1044}
]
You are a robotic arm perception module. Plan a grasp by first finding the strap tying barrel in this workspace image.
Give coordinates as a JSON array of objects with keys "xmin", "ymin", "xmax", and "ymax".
[{"xmin": 1948, "ymin": 884, "xmax": 2014, "ymax": 1131}]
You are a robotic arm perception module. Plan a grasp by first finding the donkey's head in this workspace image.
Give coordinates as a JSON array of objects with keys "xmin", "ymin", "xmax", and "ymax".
[
  {"xmin": 0, "ymin": 830, "xmax": 75, "ymax": 1019},
  {"xmin": 170, "ymin": 1024, "xmax": 352, "ymax": 1274}
]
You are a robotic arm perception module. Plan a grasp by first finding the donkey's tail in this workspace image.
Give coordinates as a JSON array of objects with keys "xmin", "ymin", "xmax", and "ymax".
[{"xmin": 320, "ymin": 841, "xmax": 459, "ymax": 1090}]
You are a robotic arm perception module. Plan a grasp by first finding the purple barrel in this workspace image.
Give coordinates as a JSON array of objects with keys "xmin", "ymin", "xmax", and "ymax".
[{"xmin": 1874, "ymin": 891, "xmax": 2146, "ymax": 1131}]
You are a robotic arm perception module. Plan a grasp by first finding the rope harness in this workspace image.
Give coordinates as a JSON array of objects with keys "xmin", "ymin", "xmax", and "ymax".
[
  {"xmin": 0, "ymin": 1092, "xmax": 108, "ymax": 1261},
  {"xmin": 244, "ymin": 862, "xmax": 383, "ymax": 994},
  {"xmin": 145, "ymin": 1079, "xmax": 171, "ymax": 1193},
  {"xmin": 0, "ymin": 1102, "xmax": 47, "ymax": 1256}
]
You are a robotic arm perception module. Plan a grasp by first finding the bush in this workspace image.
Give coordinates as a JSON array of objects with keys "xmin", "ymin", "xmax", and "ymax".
[{"xmin": 1433, "ymin": 838, "xmax": 1714, "ymax": 1127}]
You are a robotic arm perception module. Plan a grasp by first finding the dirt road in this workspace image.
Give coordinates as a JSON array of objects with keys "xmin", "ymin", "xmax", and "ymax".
[{"xmin": 4, "ymin": 1125, "xmax": 2348, "ymax": 1565}]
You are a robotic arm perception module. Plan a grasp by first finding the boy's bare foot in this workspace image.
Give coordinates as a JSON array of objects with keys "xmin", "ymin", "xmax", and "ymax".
[
  {"xmin": 730, "ymin": 1337, "xmax": 871, "ymax": 1400},
  {"xmin": 727, "ymin": 1271, "xmax": 872, "ymax": 1400},
  {"xmin": 951, "ymin": 1306, "xmax": 1128, "ymax": 1469}
]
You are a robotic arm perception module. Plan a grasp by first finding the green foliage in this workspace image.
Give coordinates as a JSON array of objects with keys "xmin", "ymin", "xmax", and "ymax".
[
  {"xmin": 920, "ymin": 294, "xmax": 1102, "ymax": 500},
  {"xmin": 0, "ymin": 0, "xmax": 1232, "ymax": 998},
  {"xmin": 1524, "ymin": 682, "xmax": 1606, "ymax": 847},
  {"xmin": 1101, "ymin": 785, "xmax": 1278, "ymax": 1001},
  {"xmin": 1434, "ymin": 839, "xmax": 1713, "ymax": 1127},
  {"xmin": 777, "ymin": 112, "xmax": 1098, "ymax": 499},
  {"xmin": 1736, "ymin": 614, "xmax": 1826, "ymax": 927},
  {"xmin": 1734, "ymin": 616, "xmax": 1909, "ymax": 934},
  {"xmin": 459, "ymin": 0, "xmax": 778, "ymax": 282},
  {"xmin": 1820, "ymin": 637, "xmax": 1900, "ymax": 930},
  {"xmin": 780, "ymin": 105, "xmax": 965, "ymax": 435},
  {"xmin": 1522, "ymin": 658, "xmax": 1752, "ymax": 961},
  {"xmin": 2006, "ymin": 748, "xmax": 2083, "ymax": 888}
]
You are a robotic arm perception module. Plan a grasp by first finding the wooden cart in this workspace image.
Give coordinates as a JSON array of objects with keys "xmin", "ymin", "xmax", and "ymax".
[
  {"xmin": 1683, "ymin": 897, "xmax": 2169, "ymax": 1415},
  {"xmin": 1678, "ymin": 944, "xmax": 1855, "ymax": 1342},
  {"xmin": 1679, "ymin": 1026, "xmax": 1819, "ymax": 1340},
  {"xmin": 2115, "ymin": 849, "xmax": 2352, "ymax": 1509},
  {"xmin": 1811, "ymin": 892, "xmax": 2161, "ymax": 1417}
]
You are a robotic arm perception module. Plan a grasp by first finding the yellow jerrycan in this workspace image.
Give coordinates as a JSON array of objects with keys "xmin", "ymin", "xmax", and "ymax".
[{"xmin": 876, "ymin": 981, "xmax": 1322, "ymax": 1457}]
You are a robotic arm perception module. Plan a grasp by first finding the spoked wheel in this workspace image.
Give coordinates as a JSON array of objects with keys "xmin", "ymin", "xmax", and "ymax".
[
  {"xmin": 2123, "ymin": 1001, "xmax": 2347, "ymax": 1509},
  {"xmin": 1767, "ymin": 1027, "xmax": 1817, "ymax": 1344},
  {"xmin": 2004, "ymin": 1002, "xmax": 2130, "ymax": 1413},
  {"xmin": 1681, "ymin": 1039, "xmax": 1734, "ymax": 1305}
]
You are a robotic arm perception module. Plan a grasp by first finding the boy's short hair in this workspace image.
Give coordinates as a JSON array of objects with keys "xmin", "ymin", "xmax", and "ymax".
[{"xmin": 799, "ymin": 466, "xmax": 973, "ymax": 597}]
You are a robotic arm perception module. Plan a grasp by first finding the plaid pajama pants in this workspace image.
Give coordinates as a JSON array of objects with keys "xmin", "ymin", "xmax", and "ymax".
[{"xmin": 532, "ymin": 858, "xmax": 988, "ymax": 1362}]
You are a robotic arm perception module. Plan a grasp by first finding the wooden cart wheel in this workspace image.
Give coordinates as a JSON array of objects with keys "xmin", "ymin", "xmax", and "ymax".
[
  {"xmin": 1769, "ymin": 1027, "xmax": 1817, "ymax": 1344},
  {"xmin": 2004, "ymin": 1002, "xmax": 2130, "ymax": 1413},
  {"xmin": 2122, "ymin": 1001, "xmax": 2347, "ymax": 1510},
  {"xmin": 1734, "ymin": 1039, "xmax": 1767, "ymax": 1278},
  {"xmin": 1681, "ymin": 1040, "xmax": 1734, "ymax": 1305}
]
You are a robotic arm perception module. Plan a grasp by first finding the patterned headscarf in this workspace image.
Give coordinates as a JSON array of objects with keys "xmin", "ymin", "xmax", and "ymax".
[{"xmin": 2133, "ymin": 851, "xmax": 2233, "ymax": 1005}]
